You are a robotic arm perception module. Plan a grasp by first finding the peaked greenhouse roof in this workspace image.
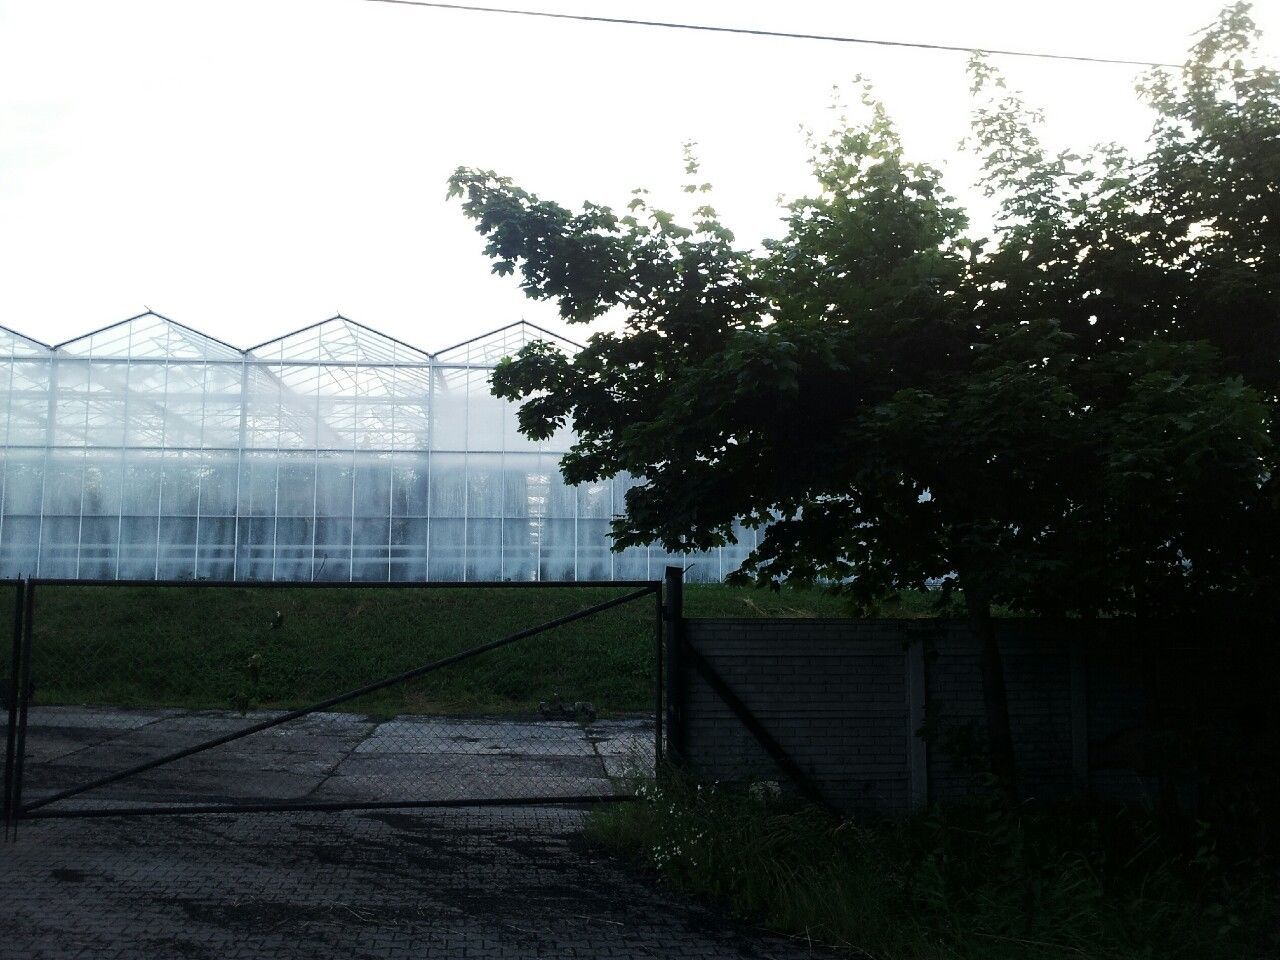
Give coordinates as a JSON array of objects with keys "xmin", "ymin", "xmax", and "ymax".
[
  {"xmin": 247, "ymin": 316, "xmax": 433, "ymax": 364},
  {"xmin": 434, "ymin": 320, "xmax": 582, "ymax": 364},
  {"xmin": 0, "ymin": 324, "xmax": 52, "ymax": 358},
  {"xmin": 54, "ymin": 311, "xmax": 243, "ymax": 360},
  {"xmin": 1, "ymin": 313, "xmax": 579, "ymax": 364}
]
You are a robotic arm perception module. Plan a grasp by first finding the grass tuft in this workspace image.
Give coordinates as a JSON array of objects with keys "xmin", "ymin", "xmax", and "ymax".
[{"xmin": 587, "ymin": 775, "xmax": 1280, "ymax": 960}]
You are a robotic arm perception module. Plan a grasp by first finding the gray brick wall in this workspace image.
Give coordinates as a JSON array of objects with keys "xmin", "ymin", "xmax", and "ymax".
[
  {"xmin": 680, "ymin": 620, "xmax": 910, "ymax": 814},
  {"xmin": 678, "ymin": 617, "xmax": 1269, "ymax": 816}
]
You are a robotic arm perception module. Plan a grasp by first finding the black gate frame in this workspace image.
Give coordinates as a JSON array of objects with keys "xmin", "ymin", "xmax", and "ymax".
[{"xmin": 2, "ymin": 576, "xmax": 667, "ymax": 829}]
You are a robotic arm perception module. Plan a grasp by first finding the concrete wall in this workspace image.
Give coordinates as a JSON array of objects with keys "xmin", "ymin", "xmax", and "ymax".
[{"xmin": 677, "ymin": 617, "xmax": 1268, "ymax": 815}]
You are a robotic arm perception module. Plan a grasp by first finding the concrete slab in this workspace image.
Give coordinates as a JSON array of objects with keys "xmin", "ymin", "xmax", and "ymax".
[
  {"xmin": 29, "ymin": 764, "xmax": 327, "ymax": 805},
  {"xmin": 23, "ymin": 705, "xmax": 186, "ymax": 730},
  {"xmin": 312, "ymin": 770, "xmax": 616, "ymax": 803},
  {"xmin": 355, "ymin": 717, "xmax": 596, "ymax": 757},
  {"xmin": 16, "ymin": 705, "xmax": 652, "ymax": 809},
  {"xmin": 587, "ymin": 718, "xmax": 657, "ymax": 779}
]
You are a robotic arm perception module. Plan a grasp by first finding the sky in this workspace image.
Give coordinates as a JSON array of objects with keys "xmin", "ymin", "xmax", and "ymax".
[{"xmin": 1, "ymin": 0, "xmax": 1277, "ymax": 353}]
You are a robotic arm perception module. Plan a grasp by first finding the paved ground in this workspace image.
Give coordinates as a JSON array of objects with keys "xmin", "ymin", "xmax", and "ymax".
[
  {"xmin": 2, "ymin": 707, "xmax": 832, "ymax": 957},
  {"xmin": 0, "ymin": 806, "xmax": 833, "ymax": 959},
  {"xmin": 19, "ymin": 706, "xmax": 653, "ymax": 810}
]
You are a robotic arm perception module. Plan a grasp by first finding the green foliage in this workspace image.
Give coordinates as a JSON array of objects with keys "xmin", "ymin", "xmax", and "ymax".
[
  {"xmin": 588, "ymin": 776, "xmax": 1279, "ymax": 959},
  {"xmin": 447, "ymin": 4, "xmax": 1279, "ymax": 624}
]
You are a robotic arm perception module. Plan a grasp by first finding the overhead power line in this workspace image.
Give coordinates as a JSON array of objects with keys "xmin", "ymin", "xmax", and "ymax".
[{"xmin": 363, "ymin": 0, "xmax": 1182, "ymax": 69}]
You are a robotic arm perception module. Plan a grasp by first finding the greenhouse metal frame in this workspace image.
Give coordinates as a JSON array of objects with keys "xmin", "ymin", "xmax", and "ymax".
[{"xmin": 0, "ymin": 313, "xmax": 749, "ymax": 583}]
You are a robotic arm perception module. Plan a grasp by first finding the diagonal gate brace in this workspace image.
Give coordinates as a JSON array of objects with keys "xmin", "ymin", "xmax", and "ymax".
[
  {"xmin": 682, "ymin": 643, "xmax": 836, "ymax": 814},
  {"xmin": 21, "ymin": 585, "xmax": 657, "ymax": 816}
]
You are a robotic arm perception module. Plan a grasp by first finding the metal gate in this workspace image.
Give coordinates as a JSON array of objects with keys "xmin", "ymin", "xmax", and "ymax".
[{"xmin": 2, "ymin": 578, "xmax": 663, "ymax": 828}]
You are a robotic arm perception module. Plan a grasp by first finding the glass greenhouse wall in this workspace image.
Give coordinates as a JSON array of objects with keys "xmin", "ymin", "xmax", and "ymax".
[{"xmin": 0, "ymin": 313, "xmax": 752, "ymax": 583}]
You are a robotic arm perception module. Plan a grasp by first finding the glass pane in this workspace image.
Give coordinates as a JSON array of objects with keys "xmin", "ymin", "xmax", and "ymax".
[
  {"xmin": 314, "ymin": 456, "xmax": 354, "ymax": 519},
  {"xmin": 38, "ymin": 516, "xmax": 79, "ymax": 578},
  {"xmin": 500, "ymin": 516, "xmax": 537, "ymax": 582},
  {"xmin": 41, "ymin": 457, "xmax": 84, "ymax": 517},
  {"xmin": 431, "ymin": 369, "xmax": 468, "ymax": 451},
  {"xmin": 240, "ymin": 456, "xmax": 277, "ymax": 517},
  {"xmin": 427, "ymin": 518, "xmax": 464, "ymax": 582},
  {"xmin": 314, "ymin": 517, "xmax": 351, "ymax": 581},
  {"xmin": 390, "ymin": 518, "xmax": 428, "ymax": 582},
  {"xmin": 353, "ymin": 457, "xmax": 391, "ymax": 519},
  {"xmin": 466, "ymin": 453, "xmax": 503, "ymax": 518},
  {"xmin": 81, "ymin": 454, "xmax": 122, "ymax": 516},
  {"xmin": 429, "ymin": 452, "xmax": 465, "ymax": 518},
  {"xmin": 197, "ymin": 516, "xmax": 236, "ymax": 580},
  {"xmin": 2, "ymin": 455, "xmax": 43, "ymax": 517},
  {"xmin": 577, "ymin": 518, "xmax": 613, "ymax": 581},
  {"xmin": 277, "ymin": 458, "xmax": 316, "ymax": 517},
  {"xmin": 466, "ymin": 517, "xmax": 502, "ymax": 580},
  {"xmin": 467, "ymin": 370, "xmax": 504, "ymax": 452},
  {"xmin": 78, "ymin": 516, "xmax": 118, "ymax": 579},
  {"xmin": 352, "ymin": 517, "xmax": 390, "ymax": 582},
  {"xmin": 161, "ymin": 459, "xmax": 203, "ymax": 517},
  {"xmin": 391, "ymin": 457, "xmax": 429, "ymax": 518},
  {"xmin": 237, "ymin": 516, "xmax": 274, "ymax": 581},
  {"xmin": 118, "ymin": 516, "xmax": 159, "ymax": 579},
  {"xmin": 274, "ymin": 516, "xmax": 314, "ymax": 581},
  {"xmin": 0, "ymin": 517, "xmax": 39, "ymax": 578},
  {"xmin": 157, "ymin": 517, "xmax": 198, "ymax": 579},
  {"xmin": 539, "ymin": 518, "xmax": 576, "ymax": 582},
  {"xmin": 198, "ymin": 456, "xmax": 238, "ymax": 516}
]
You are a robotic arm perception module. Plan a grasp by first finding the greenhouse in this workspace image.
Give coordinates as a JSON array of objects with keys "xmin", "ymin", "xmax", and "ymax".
[{"xmin": 0, "ymin": 313, "xmax": 748, "ymax": 583}]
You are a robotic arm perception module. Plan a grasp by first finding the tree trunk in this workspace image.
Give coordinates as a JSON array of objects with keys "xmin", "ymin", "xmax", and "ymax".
[{"xmin": 966, "ymin": 593, "xmax": 1017, "ymax": 797}]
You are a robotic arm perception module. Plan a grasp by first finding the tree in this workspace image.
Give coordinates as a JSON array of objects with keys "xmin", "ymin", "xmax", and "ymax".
[
  {"xmin": 963, "ymin": 3, "xmax": 1280, "ymax": 618},
  {"xmin": 446, "ymin": 4, "xmax": 1275, "ymax": 786}
]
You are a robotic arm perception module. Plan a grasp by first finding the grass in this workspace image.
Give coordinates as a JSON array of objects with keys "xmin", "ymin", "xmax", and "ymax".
[
  {"xmin": 587, "ymin": 776, "xmax": 1280, "ymax": 960},
  {"xmin": 15, "ymin": 581, "xmax": 852, "ymax": 717}
]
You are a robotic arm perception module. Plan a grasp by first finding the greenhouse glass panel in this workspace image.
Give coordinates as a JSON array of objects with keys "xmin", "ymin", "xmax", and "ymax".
[{"xmin": 0, "ymin": 313, "xmax": 742, "ymax": 582}]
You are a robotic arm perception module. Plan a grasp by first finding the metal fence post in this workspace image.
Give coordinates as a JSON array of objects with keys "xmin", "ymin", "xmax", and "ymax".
[
  {"xmin": 9, "ymin": 580, "xmax": 34, "ymax": 830},
  {"xmin": 654, "ymin": 583, "xmax": 664, "ymax": 767},
  {"xmin": 663, "ymin": 566, "xmax": 685, "ymax": 766},
  {"xmin": 3, "ymin": 578, "xmax": 24, "ymax": 838}
]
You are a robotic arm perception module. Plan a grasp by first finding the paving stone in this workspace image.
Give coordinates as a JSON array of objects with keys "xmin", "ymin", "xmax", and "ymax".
[
  {"xmin": 355, "ymin": 718, "xmax": 595, "ymax": 757},
  {"xmin": 23, "ymin": 706, "xmax": 186, "ymax": 730}
]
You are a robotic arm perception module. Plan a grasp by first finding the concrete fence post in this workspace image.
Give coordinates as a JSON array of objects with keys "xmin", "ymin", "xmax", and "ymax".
[
  {"xmin": 1070, "ymin": 631, "xmax": 1090, "ymax": 796},
  {"xmin": 906, "ymin": 634, "xmax": 929, "ymax": 811},
  {"xmin": 663, "ymin": 566, "xmax": 686, "ymax": 766}
]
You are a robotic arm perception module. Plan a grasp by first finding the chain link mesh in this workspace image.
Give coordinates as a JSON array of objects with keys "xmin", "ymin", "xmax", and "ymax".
[{"xmin": 16, "ymin": 583, "xmax": 658, "ymax": 813}]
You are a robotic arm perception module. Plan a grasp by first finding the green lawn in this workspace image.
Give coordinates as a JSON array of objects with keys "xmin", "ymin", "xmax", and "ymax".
[{"xmin": 16, "ymin": 581, "xmax": 852, "ymax": 716}]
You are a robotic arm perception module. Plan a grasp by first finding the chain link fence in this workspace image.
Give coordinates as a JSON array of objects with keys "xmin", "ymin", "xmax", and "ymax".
[{"xmin": 7, "ymin": 580, "xmax": 660, "ymax": 817}]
